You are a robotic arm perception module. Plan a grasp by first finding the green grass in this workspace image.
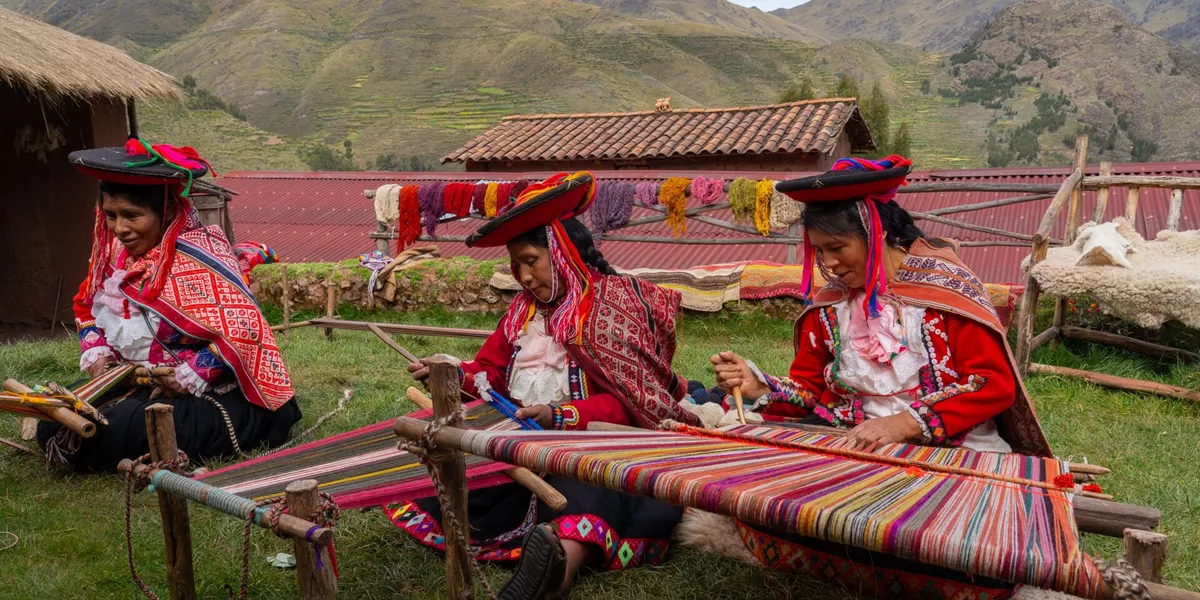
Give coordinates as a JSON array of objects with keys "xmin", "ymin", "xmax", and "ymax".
[{"xmin": 1, "ymin": 309, "xmax": 1198, "ymax": 599}]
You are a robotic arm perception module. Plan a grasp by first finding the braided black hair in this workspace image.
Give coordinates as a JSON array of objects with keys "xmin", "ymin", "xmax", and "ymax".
[
  {"xmin": 509, "ymin": 217, "xmax": 619, "ymax": 276},
  {"xmin": 801, "ymin": 199, "xmax": 924, "ymax": 249}
]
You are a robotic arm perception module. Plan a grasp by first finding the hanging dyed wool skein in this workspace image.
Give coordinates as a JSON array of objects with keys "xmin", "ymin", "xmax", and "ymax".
[
  {"xmin": 728, "ymin": 177, "xmax": 757, "ymax": 223},
  {"xmin": 754, "ymin": 179, "xmax": 774, "ymax": 236},
  {"xmin": 691, "ymin": 176, "xmax": 725, "ymax": 205},
  {"xmin": 590, "ymin": 181, "xmax": 635, "ymax": 236},
  {"xmin": 397, "ymin": 186, "xmax": 421, "ymax": 251},
  {"xmin": 470, "ymin": 182, "xmax": 488, "ymax": 215},
  {"xmin": 635, "ymin": 181, "xmax": 659, "ymax": 207},
  {"xmin": 417, "ymin": 182, "xmax": 445, "ymax": 235},
  {"xmin": 495, "ymin": 181, "xmax": 516, "ymax": 214},
  {"xmin": 483, "ymin": 182, "xmax": 500, "ymax": 217},
  {"xmin": 659, "ymin": 177, "xmax": 690, "ymax": 237},
  {"xmin": 769, "ymin": 182, "xmax": 804, "ymax": 229}
]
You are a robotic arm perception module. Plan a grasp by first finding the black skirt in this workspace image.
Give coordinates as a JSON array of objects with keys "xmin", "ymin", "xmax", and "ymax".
[
  {"xmin": 36, "ymin": 385, "xmax": 302, "ymax": 473},
  {"xmin": 387, "ymin": 477, "xmax": 682, "ymax": 570}
]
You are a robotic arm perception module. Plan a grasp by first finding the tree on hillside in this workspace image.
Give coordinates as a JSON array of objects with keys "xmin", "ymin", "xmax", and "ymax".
[
  {"xmin": 861, "ymin": 82, "xmax": 891, "ymax": 153},
  {"xmin": 298, "ymin": 144, "xmax": 360, "ymax": 171},
  {"xmin": 891, "ymin": 122, "xmax": 912, "ymax": 158},
  {"xmin": 778, "ymin": 79, "xmax": 816, "ymax": 103},
  {"xmin": 834, "ymin": 74, "xmax": 859, "ymax": 99}
]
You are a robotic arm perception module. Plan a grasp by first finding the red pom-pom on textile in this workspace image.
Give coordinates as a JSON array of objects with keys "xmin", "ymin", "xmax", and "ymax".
[
  {"xmin": 1082, "ymin": 483, "xmax": 1102, "ymax": 493},
  {"xmin": 1053, "ymin": 474, "xmax": 1075, "ymax": 488}
]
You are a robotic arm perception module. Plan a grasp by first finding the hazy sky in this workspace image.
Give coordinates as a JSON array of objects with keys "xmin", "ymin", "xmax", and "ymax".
[{"xmin": 728, "ymin": 0, "xmax": 811, "ymax": 10}]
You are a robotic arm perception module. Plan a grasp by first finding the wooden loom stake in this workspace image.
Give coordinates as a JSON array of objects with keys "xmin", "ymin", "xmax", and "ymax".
[
  {"xmin": 427, "ymin": 357, "xmax": 473, "ymax": 600},
  {"xmin": 281, "ymin": 264, "xmax": 291, "ymax": 338},
  {"xmin": 145, "ymin": 404, "xmax": 196, "ymax": 600},
  {"xmin": 324, "ymin": 279, "xmax": 336, "ymax": 341},
  {"xmin": 406, "ymin": 387, "xmax": 568, "ymax": 511},
  {"xmin": 1123, "ymin": 528, "xmax": 1168, "ymax": 584},
  {"xmin": 285, "ymin": 480, "xmax": 338, "ymax": 600}
]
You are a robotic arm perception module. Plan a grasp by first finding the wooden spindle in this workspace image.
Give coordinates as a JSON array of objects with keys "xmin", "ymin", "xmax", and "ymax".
[
  {"xmin": 145, "ymin": 404, "xmax": 196, "ymax": 600},
  {"xmin": 1123, "ymin": 528, "xmax": 1168, "ymax": 583},
  {"xmin": 286, "ymin": 480, "xmax": 338, "ymax": 600},
  {"xmin": 1166, "ymin": 188, "xmax": 1184, "ymax": 232},
  {"xmin": 281, "ymin": 264, "xmax": 291, "ymax": 338},
  {"xmin": 427, "ymin": 357, "xmax": 473, "ymax": 600},
  {"xmin": 1091, "ymin": 162, "xmax": 1113, "ymax": 223}
]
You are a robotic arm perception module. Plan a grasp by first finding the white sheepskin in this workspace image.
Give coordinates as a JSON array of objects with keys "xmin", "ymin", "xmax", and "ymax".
[
  {"xmin": 1027, "ymin": 219, "xmax": 1200, "ymax": 329},
  {"xmin": 673, "ymin": 509, "xmax": 758, "ymax": 565}
]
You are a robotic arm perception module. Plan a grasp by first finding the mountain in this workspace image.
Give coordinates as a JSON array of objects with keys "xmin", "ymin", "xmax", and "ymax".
[
  {"xmin": 568, "ymin": 0, "xmax": 826, "ymax": 41},
  {"xmin": 775, "ymin": 0, "xmax": 1200, "ymax": 51},
  {"xmin": 935, "ymin": 0, "xmax": 1200, "ymax": 163},
  {"xmin": 9, "ymin": 0, "xmax": 217, "ymax": 46}
]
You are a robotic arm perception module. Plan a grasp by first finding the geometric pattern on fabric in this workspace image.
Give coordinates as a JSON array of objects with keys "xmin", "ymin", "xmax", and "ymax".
[
  {"xmin": 129, "ymin": 226, "xmax": 293, "ymax": 410},
  {"xmin": 455, "ymin": 424, "xmax": 1102, "ymax": 598},
  {"xmin": 736, "ymin": 521, "xmax": 1016, "ymax": 600}
]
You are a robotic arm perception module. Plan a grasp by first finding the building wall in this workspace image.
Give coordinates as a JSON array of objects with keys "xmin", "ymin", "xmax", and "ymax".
[
  {"xmin": 0, "ymin": 87, "xmax": 127, "ymax": 326},
  {"xmin": 462, "ymin": 135, "xmax": 855, "ymax": 173}
]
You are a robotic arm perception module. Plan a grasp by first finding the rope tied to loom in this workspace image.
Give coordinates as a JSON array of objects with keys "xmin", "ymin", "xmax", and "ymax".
[
  {"xmin": 1094, "ymin": 557, "xmax": 1152, "ymax": 600},
  {"xmin": 124, "ymin": 451, "xmax": 191, "ymax": 600},
  {"xmin": 400, "ymin": 406, "xmax": 499, "ymax": 600},
  {"xmin": 228, "ymin": 492, "xmax": 342, "ymax": 600}
]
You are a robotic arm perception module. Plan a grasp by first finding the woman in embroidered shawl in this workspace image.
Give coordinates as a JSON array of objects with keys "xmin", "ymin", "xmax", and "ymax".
[
  {"xmin": 37, "ymin": 141, "xmax": 301, "ymax": 472},
  {"xmin": 393, "ymin": 172, "xmax": 699, "ymax": 600},
  {"xmin": 711, "ymin": 156, "xmax": 1051, "ymax": 600}
]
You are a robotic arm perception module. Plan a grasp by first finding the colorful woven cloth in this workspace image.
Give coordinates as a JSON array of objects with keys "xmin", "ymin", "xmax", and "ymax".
[
  {"xmin": 198, "ymin": 400, "xmax": 516, "ymax": 508},
  {"xmin": 450, "ymin": 423, "xmax": 1103, "ymax": 598}
]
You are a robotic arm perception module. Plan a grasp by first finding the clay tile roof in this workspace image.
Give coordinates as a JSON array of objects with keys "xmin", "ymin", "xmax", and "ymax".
[{"xmin": 443, "ymin": 98, "xmax": 874, "ymax": 164}]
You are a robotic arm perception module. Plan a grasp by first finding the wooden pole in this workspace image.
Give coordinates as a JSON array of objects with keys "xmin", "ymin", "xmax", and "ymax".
[
  {"xmin": 271, "ymin": 320, "xmax": 313, "ymax": 333},
  {"xmin": 368, "ymin": 323, "xmax": 421, "ymax": 363},
  {"xmin": 1065, "ymin": 135, "xmax": 1089, "ymax": 244},
  {"xmin": 909, "ymin": 211, "xmax": 1041, "ymax": 242},
  {"xmin": 144, "ymin": 404, "xmax": 196, "ymax": 600},
  {"xmin": 1030, "ymin": 326, "xmax": 1060, "ymax": 351},
  {"xmin": 1125, "ymin": 187, "xmax": 1141, "ymax": 221},
  {"xmin": 1014, "ymin": 277, "xmax": 1042, "ymax": 376},
  {"xmin": 1123, "ymin": 528, "xmax": 1168, "ymax": 584},
  {"xmin": 1084, "ymin": 175, "xmax": 1200, "ymax": 190},
  {"xmin": 427, "ymin": 357, "xmax": 473, "ymax": 600},
  {"xmin": 306, "ymin": 318, "xmax": 490, "ymax": 340},
  {"xmin": 1091, "ymin": 162, "xmax": 1113, "ymax": 223},
  {"xmin": 786, "ymin": 223, "xmax": 800, "ymax": 264},
  {"xmin": 924, "ymin": 193, "xmax": 1054, "ymax": 217},
  {"xmin": 3, "ymin": 379, "xmax": 96, "ymax": 438},
  {"xmin": 324, "ymin": 280, "xmax": 335, "ymax": 341},
  {"xmin": 281, "ymin": 265, "xmax": 291, "ymax": 339},
  {"xmin": 405, "ymin": 387, "xmax": 568, "ymax": 511},
  {"xmin": 1166, "ymin": 188, "xmax": 1184, "ymax": 232},
  {"xmin": 1028, "ymin": 363, "xmax": 1200, "ymax": 405},
  {"xmin": 900, "ymin": 182, "xmax": 1060, "ymax": 194},
  {"xmin": 285, "ymin": 480, "xmax": 338, "ymax": 600},
  {"xmin": 1060, "ymin": 326, "xmax": 1198, "ymax": 362}
]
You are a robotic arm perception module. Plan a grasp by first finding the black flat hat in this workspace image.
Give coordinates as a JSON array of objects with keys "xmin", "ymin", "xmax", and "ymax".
[
  {"xmin": 775, "ymin": 161, "xmax": 911, "ymax": 203},
  {"xmin": 68, "ymin": 145, "xmax": 208, "ymax": 185},
  {"xmin": 465, "ymin": 172, "xmax": 596, "ymax": 248}
]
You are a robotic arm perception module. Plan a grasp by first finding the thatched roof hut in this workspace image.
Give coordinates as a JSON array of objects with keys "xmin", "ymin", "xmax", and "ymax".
[{"xmin": 1, "ymin": 8, "xmax": 183, "ymax": 328}]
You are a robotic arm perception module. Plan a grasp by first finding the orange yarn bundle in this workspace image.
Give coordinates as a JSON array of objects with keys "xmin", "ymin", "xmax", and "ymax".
[
  {"xmin": 659, "ymin": 177, "xmax": 691, "ymax": 237},
  {"xmin": 754, "ymin": 179, "xmax": 773, "ymax": 236}
]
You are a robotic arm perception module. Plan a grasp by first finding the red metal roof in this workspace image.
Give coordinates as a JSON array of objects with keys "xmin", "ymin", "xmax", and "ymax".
[{"xmin": 221, "ymin": 161, "xmax": 1200, "ymax": 284}]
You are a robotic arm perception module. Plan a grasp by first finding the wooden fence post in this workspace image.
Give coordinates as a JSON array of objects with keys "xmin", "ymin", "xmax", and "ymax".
[
  {"xmin": 324, "ymin": 280, "xmax": 335, "ymax": 341},
  {"xmin": 286, "ymin": 480, "xmax": 338, "ymax": 599},
  {"xmin": 1052, "ymin": 135, "xmax": 1090, "ymax": 343},
  {"xmin": 145, "ymin": 404, "xmax": 196, "ymax": 600},
  {"xmin": 281, "ymin": 264, "xmax": 291, "ymax": 339},
  {"xmin": 427, "ymin": 357, "xmax": 473, "ymax": 600},
  {"xmin": 1091, "ymin": 162, "xmax": 1113, "ymax": 223},
  {"xmin": 786, "ymin": 223, "xmax": 799, "ymax": 264},
  {"xmin": 1166, "ymin": 189, "xmax": 1184, "ymax": 232},
  {"xmin": 1125, "ymin": 187, "xmax": 1141, "ymax": 221},
  {"xmin": 1123, "ymin": 528, "xmax": 1168, "ymax": 583}
]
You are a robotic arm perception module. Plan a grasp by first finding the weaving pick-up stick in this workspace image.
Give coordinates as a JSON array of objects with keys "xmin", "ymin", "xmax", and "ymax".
[
  {"xmin": 732, "ymin": 386, "xmax": 746, "ymax": 425},
  {"xmin": 3, "ymin": 379, "xmax": 95, "ymax": 438},
  {"xmin": 405, "ymin": 387, "xmax": 567, "ymax": 511}
]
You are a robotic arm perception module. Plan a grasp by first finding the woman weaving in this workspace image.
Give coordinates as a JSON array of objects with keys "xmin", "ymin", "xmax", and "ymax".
[
  {"xmin": 37, "ymin": 140, "xmax": 301, "ymax": 472},
  {"xmin": 711, "ymin": 156, "xmax": 1052, "ymax": 600},
  {"xmin": 396, "ymin": 172, "xmax": 700, "ymax": 600}
]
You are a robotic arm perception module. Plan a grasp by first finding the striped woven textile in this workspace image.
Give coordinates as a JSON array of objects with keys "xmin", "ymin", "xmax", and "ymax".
[
  {"xmin": 0, "ymin": 365, "xmax": 135, "ymax": 419},
  {"xmin": 451, "ymin": 423, "xmax": 1103, "ymax": 597},
  {"xmin": 198, "ymin": 400, "xmax": 516, "ymax": 509}
]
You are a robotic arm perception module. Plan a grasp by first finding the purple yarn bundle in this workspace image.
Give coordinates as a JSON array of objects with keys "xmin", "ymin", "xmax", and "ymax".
[
  {"xmin": 589, "ymin": 181, "xmax": 635, "ymax": 235},
  {"xmin": 691, "ymin": 176, "xmax": 725, "ymax": 205},
  {"xmin": 418, "ymin": 181, "xmax": 446, "ymax": 235},
  {"xmin": 470, "ymin": 182, "xmax": 488, "ymax": 215},
  {"xmin": 635, "ymin": 182, "xmax": 659, "ymax": 207}
]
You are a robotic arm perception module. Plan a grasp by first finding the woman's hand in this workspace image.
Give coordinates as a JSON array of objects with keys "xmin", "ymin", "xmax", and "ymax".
[
  {"xmin": 710, "ymin": 351, "xmax": 768, "ymax": 399},
  {"xmin": 406, "ymin": 359, "xmax": 431, "ymax": 383},
  {"xmin": 514, "ymin": 404, "xmax": 554, "ymax": 429},
  {"xmin": 84, "ymin": 355, "xmax": 113, "ymax": 378},
  {"xmin": 134, "ymin": 367, "xmax": 188, "ymax": 399},
  {"xmin": 843, "ymin": 413, "xmax": 924, "ymax": 451}
]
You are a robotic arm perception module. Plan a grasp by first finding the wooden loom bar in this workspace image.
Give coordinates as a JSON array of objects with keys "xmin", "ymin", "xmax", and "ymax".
[
  {"xmin": 117, "ymin": 460, "xmax": 334, "ymax": 545},
  {"xmin": 405, "ymin": 387, "xmax": 569, "ymax": 511},
  {"xmin": 286, "ymin": 480, "xmax": 338, "ymax": 600},
  {"xmin": 1029, "ymin": 363, "xmax": 1200, "ymax": 405},
  {"xmin": 1166, "ymin": 188, "xmax": 1184, "ymax": 231},
  {"xmin": 1060, "ymin": 326, "xmax": 1199, "ymax": 362},
  {"xmin": 596, "ymin": 234, "xmax": 804, "ymax": 245},
  {"xmin": 1030, "ymin": 326, "xmax": 1060, "ymax": 351},
  {"xmin": 427, "ymin": 357, "xmax": 473, "ymax": 600},
  {"xmin": 924, "ymin": 193, "xmax": 1054, "ymax": 216},
  {"xmin": 307, "ymin": 318, "xmax": 490, "ymax": 339},
  {"xmin": 1091, "ymin": 162, "xmax": 1113, "ymax": 223},
  {"xmin": 368, "ymin": 323, "xmax": 421, "ymax": 363},
  {"xmin": 1123, "ymin": 528, "xmax": 1168, "ymax": 584},
  {"xmin": 145, "ymin": 404, "xmax": 196, "ymax": 600},
  {"xmin": 3, "ymin": 379, "xmax": 95, "ymax": 438},
  {"xmin": 1084, "ymin": 175, "xmax": 1200, "ymax": 190},
  {"xmin": 271, "ymin": 320, "xmax": 312, "ymax": 333}
]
